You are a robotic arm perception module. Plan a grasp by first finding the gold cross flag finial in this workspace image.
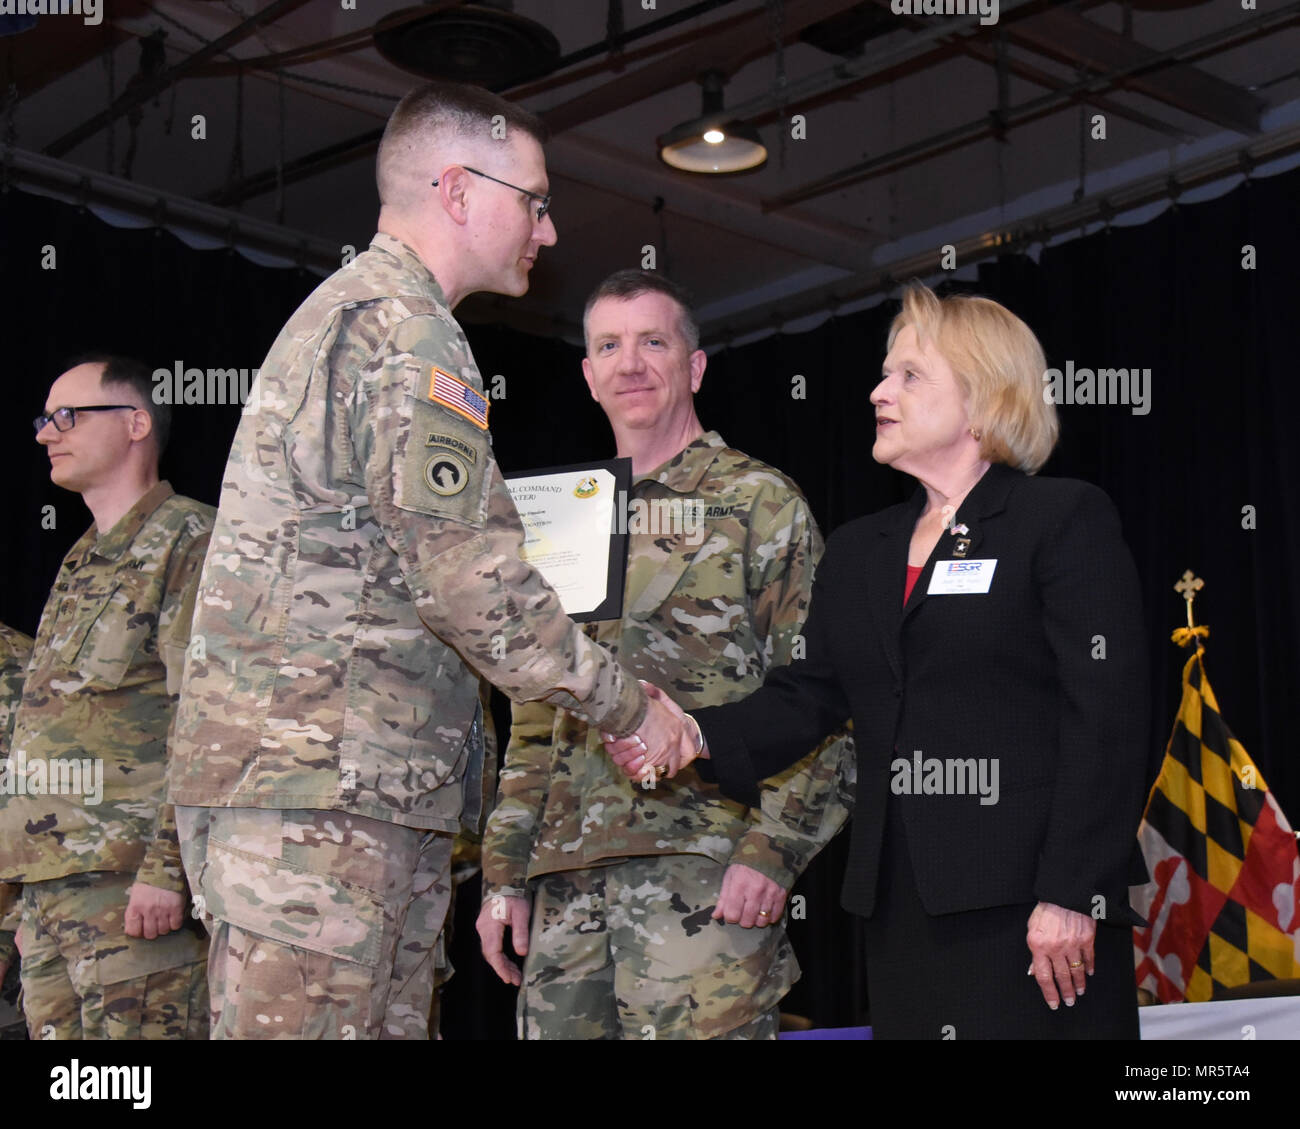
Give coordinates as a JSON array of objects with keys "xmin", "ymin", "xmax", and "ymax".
[
  {"xmin": 1171, "ymin": 570, "xmax": 1209, "ymax": 649},
  {"xmin": 1175, "ymin": 570, "xmax": 1203, "ymax": 626}
]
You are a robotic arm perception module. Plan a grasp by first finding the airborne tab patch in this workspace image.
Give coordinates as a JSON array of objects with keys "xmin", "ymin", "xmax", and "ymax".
[
  {"xmin": 425, "ymin": 432, "xmax": 478, "ymax": 463},
  {"xmin": 429, "ymin": 367, "xmax": 489, "ymax": 430}
]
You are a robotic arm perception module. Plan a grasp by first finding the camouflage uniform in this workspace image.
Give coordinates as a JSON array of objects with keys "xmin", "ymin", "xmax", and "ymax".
[
  {"xmin": 0, "ymin": 624, "xmax": 30, "ymax": 750},
  {"xmin": 431, "ymin": 683, "xmax": 499, "ymax": 1038},
  {"xmin": 19, "ymin": 873, "xmax": 207, "ymax": 1040},
  {"xmin": 0, "ymin": 483, "xmax": 212, "ymax": 1039},
  {"xmin": 0, "ymin": 625, "xmax": 31, "ymax": 972},
  {"xmin": 0, "ymin": 881, "xmax": 16, "ymax": 974},
  {"xmin": 482, "ymin": 432, "xmax": 855, "ymax": 1039},
  {"xmin": 170, "ymin": 233, "xmax": 647, "ymax": 1040}
]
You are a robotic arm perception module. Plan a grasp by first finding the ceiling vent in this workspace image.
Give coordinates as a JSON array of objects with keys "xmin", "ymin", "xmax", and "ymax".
[
  {"xmin": 374, "ymin": 0, "xmax": 561, "ymax": 90},
  {"xmin": 800, "ymin": 2, "xmax": 903, "ymax": 58}
]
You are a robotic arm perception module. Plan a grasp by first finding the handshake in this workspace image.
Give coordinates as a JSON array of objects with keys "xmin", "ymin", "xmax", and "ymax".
[{"xmin": 601, "ymin": 681, "xmax": 708, "ymax": 784}]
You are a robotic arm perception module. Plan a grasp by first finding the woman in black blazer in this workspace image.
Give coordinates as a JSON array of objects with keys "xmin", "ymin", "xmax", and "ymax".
[{"xmin": 609, "ymin": 282, "xmax": 1150, "ymax": 1039}]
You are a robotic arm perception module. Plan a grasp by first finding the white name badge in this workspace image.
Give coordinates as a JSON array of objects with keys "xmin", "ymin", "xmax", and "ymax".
[{"xmin": 927, "ymin": 559, "xmax": 997, "ymax": 595}]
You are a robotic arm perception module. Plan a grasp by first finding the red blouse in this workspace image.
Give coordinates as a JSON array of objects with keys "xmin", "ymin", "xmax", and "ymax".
[{"xmin": 903, "ymin": 564, "xmax": 924, "ymax": 605}]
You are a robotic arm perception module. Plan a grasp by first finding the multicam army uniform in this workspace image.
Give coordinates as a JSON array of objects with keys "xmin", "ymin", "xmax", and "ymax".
[
  {"xmin": 170, "ymin": 232, "xmax": 647, "ymax": 1040},
  {"xmin": 481, "ymin": 432, "xmax": 855, "ymax": 1039},
  {"xmin": 0, "ymin": 483, "xmax": 212, "ymax": 1039},
  {"xmin": 429, "ymin": 682, "xmax": 499, "ymax": 1038},
  {"xmin": 0, "ymin": 625, "xmax": 32, "ymax": 973},
  {"xmin": 0, "ymin": 625, "xmax": 30, "ymax": 750}
]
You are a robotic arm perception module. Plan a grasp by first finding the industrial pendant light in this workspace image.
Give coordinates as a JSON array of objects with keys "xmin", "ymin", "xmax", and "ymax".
[{"xmin": 658, "ymin": 70, "xmax": 768, "ymax": 175}]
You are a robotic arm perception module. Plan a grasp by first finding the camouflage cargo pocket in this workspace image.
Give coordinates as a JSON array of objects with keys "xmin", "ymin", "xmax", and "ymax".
[
  {"xmin": 687, "ymin": 928, "xmax": 796, "ymax": 1039},
  {"xmin": 24, "ymin": 873, "xmax": 207, "ymax": 991},
  {"xmin": 198, "ymin": 839, "xmax": 385, "ymax": 968},
  {"xmin": 89, "ymin": 925, "xmax": 208, "ymax": 987}
]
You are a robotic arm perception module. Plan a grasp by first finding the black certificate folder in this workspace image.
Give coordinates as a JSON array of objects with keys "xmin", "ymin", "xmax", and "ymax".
[{"xmin": 504, "ymin": 458, "xmax": 631, "ymax": 623}]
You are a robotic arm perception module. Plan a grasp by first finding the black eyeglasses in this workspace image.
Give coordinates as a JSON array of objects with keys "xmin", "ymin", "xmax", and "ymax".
[
  {"xmin": 33, "ymin": 405, "xmax": 137, "ymax": 434},
  {"xmin": 432, "ymin": 166, "xmax": 551, "ymax": 222}
]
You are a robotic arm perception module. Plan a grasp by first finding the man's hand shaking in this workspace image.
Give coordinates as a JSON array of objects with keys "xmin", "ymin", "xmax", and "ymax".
[{"xmin": 602, "ymin": 681, "xmax": 706, "ymax": 784}]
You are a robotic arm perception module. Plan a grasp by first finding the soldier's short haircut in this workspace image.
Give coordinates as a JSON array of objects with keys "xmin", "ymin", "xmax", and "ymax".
[
  {"xmin": 377, "ymin": 81, "xmax": 549, "ymax": 209},
  {"xmin": 583, "ymin": 270, "xmax": 701, "ymax": 355},
  {"xmin": 64, "ymin": 352, "xmax": 171, "ymax": 458}
]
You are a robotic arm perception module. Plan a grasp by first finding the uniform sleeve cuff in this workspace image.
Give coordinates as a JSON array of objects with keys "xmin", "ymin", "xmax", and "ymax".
[
  {"xmin": 482, "ymin": 884, "xmax": 529, "ymax": 903},
  {"xmin": 593, "ymin": 677, "xmax": 648, "ymax": 739},
  {"xmin": 134, "ymin": 856, "xmax": 187, "ymax": 895}
]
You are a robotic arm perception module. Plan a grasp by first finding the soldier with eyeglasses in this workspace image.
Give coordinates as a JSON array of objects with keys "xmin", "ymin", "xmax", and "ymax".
[
  {"xmin": 0, "ymin": 354, "xmax": 212, "ymax": 1039},
  {"xmin": 169, "ymin": 80, "xmax": 687, "ymax": 1041}
]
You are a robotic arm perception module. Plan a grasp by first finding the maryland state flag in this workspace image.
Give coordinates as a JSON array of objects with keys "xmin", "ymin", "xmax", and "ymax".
[{"xmin": 1133, "ymin": 635, "xmax": 1300, "ymax": 1001}]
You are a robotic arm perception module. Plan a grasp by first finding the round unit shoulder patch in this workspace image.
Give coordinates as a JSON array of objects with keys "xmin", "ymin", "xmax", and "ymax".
[{"xmin": 424, "ymin": 448, "xmax": 470, "ymax": 496}]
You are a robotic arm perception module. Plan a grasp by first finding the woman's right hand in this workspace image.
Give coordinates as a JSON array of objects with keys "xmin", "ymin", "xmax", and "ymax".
[
  {"xmin": 603, "ymin": 682, "xmax": 703, "ymax": 782},
  {"xmin": 1027, "ymin": 900, "xmax": 1095, "ymax": 1009}
]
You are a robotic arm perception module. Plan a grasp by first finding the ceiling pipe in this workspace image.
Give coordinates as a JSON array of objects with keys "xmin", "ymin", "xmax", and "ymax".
[
  {"xmin": 703, "ymin": 123, "xmax": 1300, "ymax": 345},
  {"xmin": 6, "ymin": 145, "xmax": 341, "ymax": 272},
  {"xmin": 762, "ymin": 0, "xmax": 1294, "ymax": 211},
  {"xmin": 43, "ymin": 0, "xmax": 315, "ymax": 159}
]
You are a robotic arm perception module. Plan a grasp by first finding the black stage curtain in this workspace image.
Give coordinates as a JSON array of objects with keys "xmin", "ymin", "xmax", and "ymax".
[{"xmin": 4, "ymin": 163, "xmax": 1298, "ymax": 1038}]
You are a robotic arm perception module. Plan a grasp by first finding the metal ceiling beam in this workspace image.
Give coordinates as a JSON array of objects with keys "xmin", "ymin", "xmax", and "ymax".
[
  {"xmin": 507, "ymin": 0, "xmax": 756, "ymax": 101},
  {"xmin": 546, "ymin": 130, "xmax": 883, "ymax": 274},
  {"xmin": 4, "ymin": 146, "xmax": 340, "ymax": 271},
  {"xmin": 193, "ymin": 0, "xmax": 465, "ymax": 78},
  {"xmin": 763, "ymin": 0, "xmax": 1300, "ymax": 211},
  {"xmin": 1008, "ymin": 6, "xmax": 1263, "ymax": 135},
  {"xmin": 3, "ymin": 2, "xmax": 149, "ymax": 99},
  {"xmin": 739, "ymin": 30, "xmax": 1191, "ymax": 144},
  {"xmin": 490, "ymin": 0, "xmax": 748, "ymax": 81},
  {"xmin": 210, "ymin": 120, "xmax": 884, "ymax": 272},
  {"xmin": 179, "ymin": 0, "xmax": 1034, "ymax": 212},
  {"xmin": 196, "ymin": 0, "xmax": 747, "ymax": 85},
  {"xmin": 539, "ymin": 0, "xmax": 871, "ymax": 135},
  {"xmin": 721, "ymin": 1, "xmax": 1148, "ymax": 138},
  {"xmin": 661, "ymin": 0, "xmax": 1042, "ymax": 148},
  {"xmin": 197, "ymin": 0, "xmax": 753, "ymax": 206},
  {"xmin": 702, "ymin": 122, "xmax": 1300, "ymax": 346},
  {"xmin": 954, "ymin": 36, "xmax": 1193, "ymax": 143},
  {"xmin": 43, "ymin": 0, "xmax": 315, "ymax": 159},
  {"xmin": 206, "ymin": 127, "xmax": 383, "ymax": 207}
]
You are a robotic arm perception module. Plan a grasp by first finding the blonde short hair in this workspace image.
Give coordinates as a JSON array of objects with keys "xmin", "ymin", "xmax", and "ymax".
[{"xmin": 887, "ymin": 282, "xmax": 1059, "ymax": 474}]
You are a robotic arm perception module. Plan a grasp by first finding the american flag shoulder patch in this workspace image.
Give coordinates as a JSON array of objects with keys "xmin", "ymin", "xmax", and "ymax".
[{"xmin": 428, "ymin": 367, "xmax": 489, "ymax": 430}]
